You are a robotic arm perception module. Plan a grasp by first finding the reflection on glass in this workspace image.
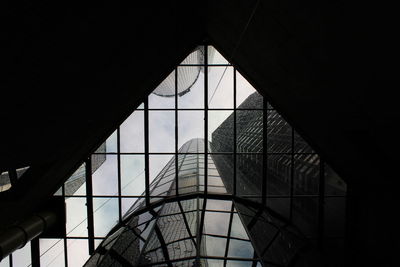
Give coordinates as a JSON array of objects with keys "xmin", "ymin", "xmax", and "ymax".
[
  {"xmin": 93, "ymin": 198, "xmax": 119, "ymax": 237},
  {"xmin": 226, "ymin": 260, "xmax": 255, "ymax": 267},
  {"xmin": 203, "ymin": 236, "xmax": 227, "ymax": 256},
  {"xmin": 149, "ymin": 111, "xmax": 175, "ymax": 152},
  {"xmin": 121, "ymin": 155, "xmax": 145, "ymax": 196},
  {"xmin": 228, "ymin": 239, "xmax": 254, "ymax": 258},
  {"xmin": 206, "ymin": 199, "xmax": 232, "ymax": 211},
  {"xmin": 120, "ymin": 110, "xmax": 144, "ymax": 152},
  {"xmin": 204, "ymin": 211, "xmax": 230, "ymax": 236},
  {"xmin": 231, "ymin": 214, "xmax": 250, "ymax": 240},
  {"xmin": 208, "ymin": 66, "xmax": 234, "ymax": 108}
]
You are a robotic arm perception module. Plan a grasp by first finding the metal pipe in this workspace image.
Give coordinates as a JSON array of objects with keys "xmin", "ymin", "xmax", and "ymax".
[{"xmin": 0, "ymin": 211, "xmax": 56, "ymax": 261}]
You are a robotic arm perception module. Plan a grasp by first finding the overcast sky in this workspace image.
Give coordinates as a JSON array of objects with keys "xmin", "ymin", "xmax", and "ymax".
[{"xmin": 3, "ymin": 47, "xmax": 259, "ymax": 267}]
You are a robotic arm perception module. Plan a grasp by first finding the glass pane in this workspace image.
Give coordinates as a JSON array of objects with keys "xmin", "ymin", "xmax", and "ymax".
[
  {"xmin": 208, "ymin": 45, "xmax": 229, "ymax": 65},
  {"xmin": 203, "ymin": 236, "xmax": 227, "ymax": 257},
  {"xmin": 267, "ymin": 154, "xmax": 291, "ymax": 196},
  {"xmin": 226, "ymin": 260, "xmax": 254, "ymax": 267},
  {"xmin": 121, "ymin": 197, "xmax": 138, "ymax": 217},
  {"xmin": 210, "ymin": 153, "xmax": 233, "ymax": 193},
  {"xmin": 66, "ymin": 197, "xmax": 88, "ymax": 237},
  {"xmin": 62, "ymin": 163, "xmax": 86, "ymax": 197},
  {"xmin": 149, "ymin": 74, "xmax": 175, "ymax": 108},
  {"xmin": 94, "ymin": 198, "xmax": 119, "ymax": 237},
  {"xmin": 293, "ymin": 154, "xmax": 319, "ymax": 195},
  {"xmin": 150, "ymin": 155, "xmax": 174, "ymax": 185},
  {"xmin": 267, "ymin": 110, "xmax": 292, "ymax": 153},
  {"xmin": 121, "ymin": 155, "xmax": 145, "ymax": 196},
  {"xmin": 237, "ymin": 110, "xmax": 263, "ymax": 152},
  {"xmin": 206, "ymin": 199, "xmax": 232, "ymax": 211},
  {"xmin": 177, "ymin": 66, "xmax": 204, "ymax": 109},
  {"xmin": 152, "ymin": 69, "xmax": 176, "ymax": 98},
  {"xmin": 231, "ymin": 214, "xmax": 250, "ymax": 240},
  {"xmin": 325, "ymin": 163, "xmax": 346, "ymax": 196},
  {"xmin": 228, "ymin": 239, "xmax": 254, "ymax": 258},
  {"xmin": 0, "ymin": 256, "xmax": 9, "ymax": 267},
  {"xmin": 12, "ymin": 242, "xmax": 31, "ymax": 267},
  {"xmin": 120, "ymin": 110, "xmax": 145, "ymax": 152},
  {"xmin": 208, "ymin": 66, "xmax": 234, "ymax": 108},
  {"xmin": 92, "ymin": 155, "xmax": 118, "ymax": 196},
  {"xmin": 209, "ymin": 110, "xmax": 233, "ymax": 151},
  {"xmin": 178, "ymin": 111, "xmax": 204, "ymax": 149},
  {"xmin": 104, "ymin": 129, "xmax": 117, "ymax": 153},
  {"xmin": 237, "ymin": 153, "xmax": 263, "ymax": 199},
  {"xmin": 39, "ymin": 239, "xmax": 65, "ymax": 267},
  {"xmin": 236, "ymin": 72, "xmax": 263, "ymax": 109},
  {"xmin": 294, "ymin": 130, "xmax": 314, "ymax": 153},
  {"xmin": 149, "ymin": 111, "xmax": 175, "ymax": 153},
  {"xmin": 204, "ymin": 211, "xmax": 230, "ymax": 236},
  {"xmin": 66, "ymin": 239, "xmax": 89, "ymax": 267}
]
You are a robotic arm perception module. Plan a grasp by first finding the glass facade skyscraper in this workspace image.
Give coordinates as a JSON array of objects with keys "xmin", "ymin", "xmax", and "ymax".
[{"xmin": 85, "ymin": 138, "xmax": 306, "ymax": 266}]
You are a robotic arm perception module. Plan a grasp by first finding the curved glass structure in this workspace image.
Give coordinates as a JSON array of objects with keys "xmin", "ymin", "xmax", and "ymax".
[{"xmin": 85, "ymin": 139, "xmax": 307, "ymax": 267}]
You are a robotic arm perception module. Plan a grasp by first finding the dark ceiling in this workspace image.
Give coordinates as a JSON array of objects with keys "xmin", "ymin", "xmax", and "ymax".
[{"xmin": 1, "ymin": 1, "xmax": 399, "ymax": 265}]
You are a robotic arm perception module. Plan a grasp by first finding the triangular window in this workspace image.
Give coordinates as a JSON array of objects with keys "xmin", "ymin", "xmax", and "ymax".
[{"xmin": 4, "ymin": 46, "xmax": 346, "ymax": 267}]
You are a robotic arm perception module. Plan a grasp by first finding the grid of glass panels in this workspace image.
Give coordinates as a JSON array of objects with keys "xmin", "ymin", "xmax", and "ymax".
[{"xmin": 0, "ymin": 45, "xmax": 347, "ymax": 267}]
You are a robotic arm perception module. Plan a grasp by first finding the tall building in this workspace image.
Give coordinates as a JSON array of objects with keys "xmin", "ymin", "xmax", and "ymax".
[
  {"xmin": 85, "ymin": 138, "xmax": 307, "ymax": 266},
  {"xmin": 152, "ymin": 46, "xmax": 215, "ymax": 97}
]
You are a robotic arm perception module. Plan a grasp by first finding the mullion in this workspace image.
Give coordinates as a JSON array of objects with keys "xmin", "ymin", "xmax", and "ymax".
[
  {"xmin": 85, "ymin": 158, "xmax": 95, "ymax": 254},
  {"xmin": 62, "ymin": 184, "xmax": 68, "ymax": 267},
  {"xmin": 144, "ymin": 97, "xmax": 150, "ymax": 206},
  {"xmin": 233, "ymin": 68, "xmax": 237, "ymax": 196},
  {"xmin": 204, "ymin": 44, "xmax": 208, "ymax": 196},
  {"xmin": 30, "ymin": 238, "xmax": 40, "ymax": 267},
  {"xmin": 117, "ymin": 128, "xmax": 122, "ymax": 222},
  {"xmin": 175, "ymin": 67, "xmax": 179, "ymax": 196},
  {"xmin": 224, "ymin": 204, "xmax": 235, "ymax": 266},
  {"xmin": 93, "ymin": 152, "xmax": 319, "ymax": 155},
  {"xmin": 262, "ymin": 98, "xmax": 268, "ymax": 205}
]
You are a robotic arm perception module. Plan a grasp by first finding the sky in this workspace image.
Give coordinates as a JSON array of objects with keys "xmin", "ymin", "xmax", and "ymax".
[{"xmin": 0, "ymin": 46, "xmax": 260, "ymax": 267}]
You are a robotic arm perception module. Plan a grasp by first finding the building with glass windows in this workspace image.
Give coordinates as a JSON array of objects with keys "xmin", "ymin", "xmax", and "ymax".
[{"xmin": 85, "ymin": 138, "xmax": 307, "ymax": 266}]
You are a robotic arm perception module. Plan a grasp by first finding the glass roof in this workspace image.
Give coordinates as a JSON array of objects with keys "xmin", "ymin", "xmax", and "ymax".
[{"xmin": 0, "ymin": 46, "xmax": 347, "ymax": 267}]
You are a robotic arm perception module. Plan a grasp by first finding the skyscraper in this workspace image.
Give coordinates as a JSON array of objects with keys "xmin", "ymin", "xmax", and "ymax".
[{"xmin": 85, "ymin": 138, "xmax": 307, "ymax": 266}]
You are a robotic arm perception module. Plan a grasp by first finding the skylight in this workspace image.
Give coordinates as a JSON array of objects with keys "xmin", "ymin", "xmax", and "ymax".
[{"xmin": 0, "ymin": 45, "xmax": 347, "ymax": 267}]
